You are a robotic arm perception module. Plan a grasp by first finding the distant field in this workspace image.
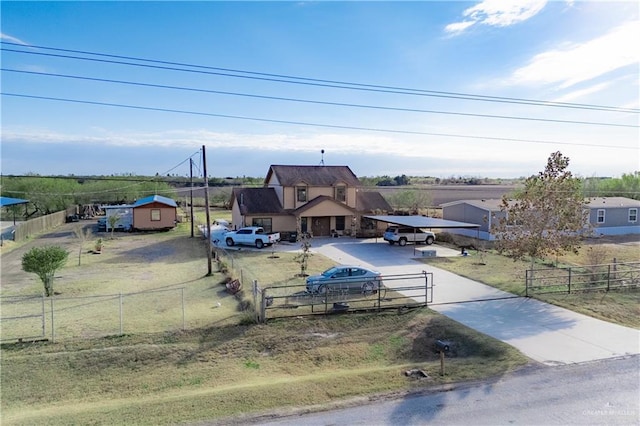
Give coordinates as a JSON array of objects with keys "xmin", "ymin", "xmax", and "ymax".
[
  {"xmin": 374, "ymin": 184, "xmax": 518, "ymax": 206},
  {"xmin": 183, "ymin": 184, "xmax": 519, "ymax": 208}
]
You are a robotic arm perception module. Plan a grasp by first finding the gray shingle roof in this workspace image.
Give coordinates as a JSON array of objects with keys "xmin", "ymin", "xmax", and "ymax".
[
  {"xmin": 232, "ymin": 187, "xmax": 285, "ymax": 215},
  {"xmin": 266, "ymin": 165, "xmax": 361, "ymax": 187},
  {"xmin": 356, "ymin": 191, "xmax": 392, "ymax": 213}
]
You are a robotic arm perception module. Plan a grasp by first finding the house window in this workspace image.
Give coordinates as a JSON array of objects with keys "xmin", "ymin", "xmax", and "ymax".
[
  {"xmin": 629, "ymin": 208, "xmax": 638, "ymax": 223},
  {"xmin": 335, "ymin": 186, "xmax": 346, "ymax": 202},
  {"xmin": 252, "ymin": 218, "xmax": 272, "ymax": 233},
  {"xmin": 296, "ymin": 186, "xmax": 307, "ymax": 202},
  {"xmin": 151, "ymin": 209, "xmax": 161, "ymax": 221},
  {"xmin": 335, "ymin": 216, "xmax": 345, "ymax": 231},
  {"xmin": 597, "ymin": 209, "xmax": 605, "ymax": 224}
]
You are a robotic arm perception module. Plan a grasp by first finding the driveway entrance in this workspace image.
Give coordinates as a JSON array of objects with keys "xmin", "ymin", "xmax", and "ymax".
[{"xmin": 310, "ymin": 237, "xmax": 640, "ymax": 366}]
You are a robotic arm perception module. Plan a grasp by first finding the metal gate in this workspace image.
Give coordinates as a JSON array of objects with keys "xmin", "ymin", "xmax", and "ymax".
[{"xmin": 257, "ymin": 271, "xmax": 433, "ymax": 322}]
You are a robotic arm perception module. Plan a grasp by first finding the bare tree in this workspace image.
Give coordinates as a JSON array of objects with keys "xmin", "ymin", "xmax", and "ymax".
[
  {"xmin": 73, "ymin": 224, "xmax": 91, "ymax": 266},
  {"xmin": 493, "ymin": 151, "xmax": 588, "ymax": 269}
]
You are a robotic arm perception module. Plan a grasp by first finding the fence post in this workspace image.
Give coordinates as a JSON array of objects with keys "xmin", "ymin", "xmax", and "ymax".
[
  {"xmin": 50, "ymin": 295, "xmax": 55, "ymax": 343},
  {"xmin": 607, "ymin": 264, "xmax": 611, "ymax": 292},
  {"xmin": 252, "ymin": 280, "xmax": 258, "ymax": 323},
  {"xmin": 119, "ymin": 292, "xmax": 123, "ymax": 335},
  {"xmin": 181, "ymin": 287, "xmax": 186, "ymax": 330},
  {"xmin": 568, "ymin": 268, "xmax": 571, "ymax": 294},
  {"xmin": 260, "ymin": 287, "xmax": 267, "ymax": 324},
  {"xmin": 525, "ymin": 270, "xmax": 529, "ymax": 297},
  {"xmin": 41, "ymin": 293, "xmax": 46, "ymax": 339}
]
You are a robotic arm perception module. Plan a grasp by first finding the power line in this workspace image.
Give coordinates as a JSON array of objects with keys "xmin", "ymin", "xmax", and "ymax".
[
  {"xmin": 3, "ymin": 42, "xmax": 638, "ymax": 114},
  {"xmin": 4, "ymin": 68, "xmax": 636, "ymax": 129},
  {"xmin": 3, "ymin": 92, "xmax": 637, "ymax": 151}
]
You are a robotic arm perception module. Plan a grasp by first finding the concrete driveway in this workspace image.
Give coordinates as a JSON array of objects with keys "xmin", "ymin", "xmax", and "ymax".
[{"xmin": 307, "ymin": 237, "xmax": 640, "ymax": 366}]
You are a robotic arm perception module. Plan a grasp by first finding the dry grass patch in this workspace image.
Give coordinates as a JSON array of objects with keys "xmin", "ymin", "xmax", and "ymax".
[{"xmin": 1, "ymin": 309, "xmax": 529, "ymax": 425}]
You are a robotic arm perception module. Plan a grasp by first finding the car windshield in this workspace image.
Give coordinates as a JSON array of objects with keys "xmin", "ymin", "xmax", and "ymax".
[{"xmin": 321, "ymin": 267, "xmax": 340, "ymax": 277}]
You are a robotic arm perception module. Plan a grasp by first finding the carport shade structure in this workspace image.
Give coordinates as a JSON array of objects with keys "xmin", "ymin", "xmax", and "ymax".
[
  {"xmin": 0, "ymin": 197, "xmax": 30, "ymax": 225},
  {"xmin": 363, "ymin": 215, "xmax": 480, "ymax": 253}
]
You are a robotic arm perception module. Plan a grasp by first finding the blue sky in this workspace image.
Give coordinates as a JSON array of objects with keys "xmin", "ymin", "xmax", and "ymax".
[{"xmin": 1, "ymin": 1, "xmax": 638, "ymax": 179}]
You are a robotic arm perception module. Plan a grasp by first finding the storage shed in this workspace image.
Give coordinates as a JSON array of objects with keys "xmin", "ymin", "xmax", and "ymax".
[{"xmin": 132, "ymin": 195, "xmax": 178, "ymax": 231}]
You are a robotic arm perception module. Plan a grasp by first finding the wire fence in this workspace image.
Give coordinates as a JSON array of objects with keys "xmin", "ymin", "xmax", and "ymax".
[
  {"xmin": 525, "ymin": 261, "xmax": 640, "ymax": 295},
  {"xmin": 0, "ymin": 287, "xmax": 186, "ymax": 343}
]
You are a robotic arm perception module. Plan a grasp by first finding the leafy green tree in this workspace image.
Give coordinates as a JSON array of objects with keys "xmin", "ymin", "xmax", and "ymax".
[
  {"xmin": 493, "ymin": 151, "xmax": 587, "ymax": 268},
  {"xmin": 22, "ymin": 246, "xmax": 69, "ymax": 296},
  {"xmin": 386, "ymin": 189, "xmax": 432, "ymax": 213}
]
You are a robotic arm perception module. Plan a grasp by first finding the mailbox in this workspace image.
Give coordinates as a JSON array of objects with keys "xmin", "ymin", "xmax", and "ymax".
[{"xmin": 435, "ymin": 340, "xmax": 450, "ymax": 352}]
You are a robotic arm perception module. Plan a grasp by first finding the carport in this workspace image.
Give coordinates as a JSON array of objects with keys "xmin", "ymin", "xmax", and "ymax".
[{"xmin": 363, "ymin": 215, "xmax": 480, "ymax": 255}]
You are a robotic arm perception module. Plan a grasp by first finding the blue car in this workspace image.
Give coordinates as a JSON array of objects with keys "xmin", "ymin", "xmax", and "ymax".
[{"xmin": 306, "ymin": 265, "xmax": 383, "ymax": 295}]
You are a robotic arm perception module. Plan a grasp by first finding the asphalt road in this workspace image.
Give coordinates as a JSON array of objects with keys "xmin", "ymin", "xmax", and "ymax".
[{"xmin": 247, "ymin": 355, "xmax": 640, "ymax": 426}]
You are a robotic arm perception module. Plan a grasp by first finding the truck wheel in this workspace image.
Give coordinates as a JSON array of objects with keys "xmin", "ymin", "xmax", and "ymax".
[
  {"xmin": 399, "ymin": 238, "xmax": 407, "ymax": 246},
  {"xmin": 426, "ymin": 236, "xmax": 434, "ymax": 245},
  {"xmin": 255, "ymin": 239, "xmax": 264, "ymax": 249},
  {"xmin": 388, "ymin": 241, "xmax": 395, "ymax": 245},
  {"xmin": 225, "ymin": 238, "xmax": 234, "ymax": 247}
]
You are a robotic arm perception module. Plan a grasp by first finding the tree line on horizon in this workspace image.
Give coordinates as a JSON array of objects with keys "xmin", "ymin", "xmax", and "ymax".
[{"xmin": 1, "ymin": 171, "xmax": 638, "ymax": 219}]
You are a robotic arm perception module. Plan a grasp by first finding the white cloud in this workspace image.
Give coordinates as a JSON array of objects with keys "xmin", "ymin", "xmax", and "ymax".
[
  {"xmin": 551, "ymin": 82, "xmax": 611, "ymax": 103},
  {"xmin": 445, "ymin": 0, "xmax": 547, "ymax": 35},
  {"xmin": 0, "ymin": 33, "xmax": 28, "ymax": 45},
  {"xmin": 509, "ymin": 20, "xmax": 640, "ymax": 89}
]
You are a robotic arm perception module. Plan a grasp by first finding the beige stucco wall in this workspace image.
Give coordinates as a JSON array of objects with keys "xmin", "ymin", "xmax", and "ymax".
[
  {"xmin": 133, "ymin": 204, "xmax": 176, "ymax": 230},
  {"xmin": 280, "ymin": 183, "xmax": 357, "ymax": 210}
]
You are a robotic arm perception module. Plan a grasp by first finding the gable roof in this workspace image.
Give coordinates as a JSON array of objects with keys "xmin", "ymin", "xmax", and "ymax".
[
  {"xmin": 441, "ymin": 197, "xmax": 640, "ymax": 211},
  {"xmin": 356, "ymin": 191, "xmax": 393, "ymax": 213},
  {"xmin": 293, "ymin": 195, "xmax": 356, "ymax": 215},
  {"xmin": 265, "ymin": 165, "xmax": 361, "ymax": 187},
  {"xmin": 586, "ymin": 197, "xmax": 640, "ymax": 208},
  {"xmin": 232, "ymin": 187, "xmax": 285, "ymax": 215},
  {"xmin": 440, "ymin": 199, "xmax": 505, "ymax": 211},
  {"xmin": 133, "ymin": 195, "xmax": 177, "ymax": 208}
]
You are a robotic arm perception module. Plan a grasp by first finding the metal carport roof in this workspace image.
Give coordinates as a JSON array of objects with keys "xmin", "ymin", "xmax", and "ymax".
[
  {"xmin": 363, "ymin": 215, "xmax": 480, "ymax": 229},
  {"xmin": 0, "ymin": 197, "xmax": 29, "ymax": 208}
]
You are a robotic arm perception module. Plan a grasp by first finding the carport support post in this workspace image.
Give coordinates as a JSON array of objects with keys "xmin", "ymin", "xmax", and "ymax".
[{"xmin": 440, "ymin": 350, "xmax": 445, "ymax": 376}]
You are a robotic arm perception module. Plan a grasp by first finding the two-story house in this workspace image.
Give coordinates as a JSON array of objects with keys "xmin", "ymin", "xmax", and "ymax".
[{"xmin": 230, "ymin": 165, "xmax": 392, "ymax": 237}]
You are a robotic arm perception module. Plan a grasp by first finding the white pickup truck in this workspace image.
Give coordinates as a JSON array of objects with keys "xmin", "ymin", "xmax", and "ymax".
[
  {"xmin": 224, "ymin": 227, "xmax": 280, "ymax": 249},
  {"xmin": 383, "ymin": 226, "xmax": 435, "ymax": 246}
]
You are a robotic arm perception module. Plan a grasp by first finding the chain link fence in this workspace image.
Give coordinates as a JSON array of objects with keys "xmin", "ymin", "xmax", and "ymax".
[{"xmin": 0, "ymin": 288, "xmax": 186, "ymax": 343}]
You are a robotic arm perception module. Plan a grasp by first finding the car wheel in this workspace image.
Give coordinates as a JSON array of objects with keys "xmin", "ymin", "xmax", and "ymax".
[
  {"xmin": 255, "ymin": 239, "xmax": 264, "ymax": 249},
  {"xmin": 225, "ymin": 237, "xmax": 234, "ymax": 247},
  {"xmin": 399, "ymin": 238, "xmax": 407, "ymax": 246},
  {"xmin": 362, "ymin": 281, "xmax": 374, "ymax": 295},
  {"xmin": 426, "ymin": 236, "xmax": 434, "ymax": 245},
  {"xmin": 317, "ymin": 284, "xmax": 327, "ymax": 294}
]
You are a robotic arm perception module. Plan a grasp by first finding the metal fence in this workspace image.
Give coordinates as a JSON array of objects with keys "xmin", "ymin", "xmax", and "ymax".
[
  {"xmin": 525, "ymin": 261, "xmax": 640, "ymax": 295},
  {"xmin": 0, "ymin": 288, "xmax": 186, "ymax": 343},
  {"xmin": 255, "ymin": 272, "xmax": 433, "ymax": 322}
]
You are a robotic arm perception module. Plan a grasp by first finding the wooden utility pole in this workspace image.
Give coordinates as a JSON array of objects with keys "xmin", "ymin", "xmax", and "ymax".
[
  {"xmin": 190, "ymin": 158, "xmax": 194, "ymax": 237},
  {"xmin": 202, "ymin": 145, "xmax": 213, "ymax": 275}
]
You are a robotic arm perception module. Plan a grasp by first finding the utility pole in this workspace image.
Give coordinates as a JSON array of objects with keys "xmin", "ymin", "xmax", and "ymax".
[
  {"xmin": 202, "ymin": 145, "xmax": 213, "ymax": 275},
  {"xmin": 189, "ymin": 158, "xmax": 194, "ymax": 238}
]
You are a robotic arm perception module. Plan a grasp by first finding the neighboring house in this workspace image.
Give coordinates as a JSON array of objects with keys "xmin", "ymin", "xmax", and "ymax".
[
  {"xmin": 587, "ymin": 197, "xmax": 640, "ymax": 236},
  {"xmin": 132, "ymin": 195, "xmax": 178, "ymax": 231},
  {"xmin": 103, "ymin": 195, "xmax": 177, "ymax": 231},
  {"xmin": 230, "ymin": 165, "xmax": 392, "ymax": 237},
  {"xmin": 441, "ymin": 197, "xmax": 640, "ymax": 240}
]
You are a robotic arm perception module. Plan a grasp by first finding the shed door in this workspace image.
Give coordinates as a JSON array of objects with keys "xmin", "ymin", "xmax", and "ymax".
[{"xmin": 312, "ymin": 217, "xmax": 331, "ymax": 237}]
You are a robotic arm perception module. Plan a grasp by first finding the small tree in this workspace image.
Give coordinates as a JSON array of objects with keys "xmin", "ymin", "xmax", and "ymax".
[
  {"xmin": 294, "ymin": 235, "xmax": 313, "ymax": 277},
  {"xmin": 22, "ymin": 246, "xmax": 69, "ymax": 297},
  {"xmin": 493, "ymin": 151, "xmax": 587, "ymax": 269},
  {"xmin": 107, "ymin": 214, "xmax": 120, "ymax": 238}
]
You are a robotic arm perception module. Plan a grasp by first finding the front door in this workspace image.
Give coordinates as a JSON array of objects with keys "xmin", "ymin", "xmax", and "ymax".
[{"xmin": 311, "ymin": 217, "xmax": 331, "ymax": 236}]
